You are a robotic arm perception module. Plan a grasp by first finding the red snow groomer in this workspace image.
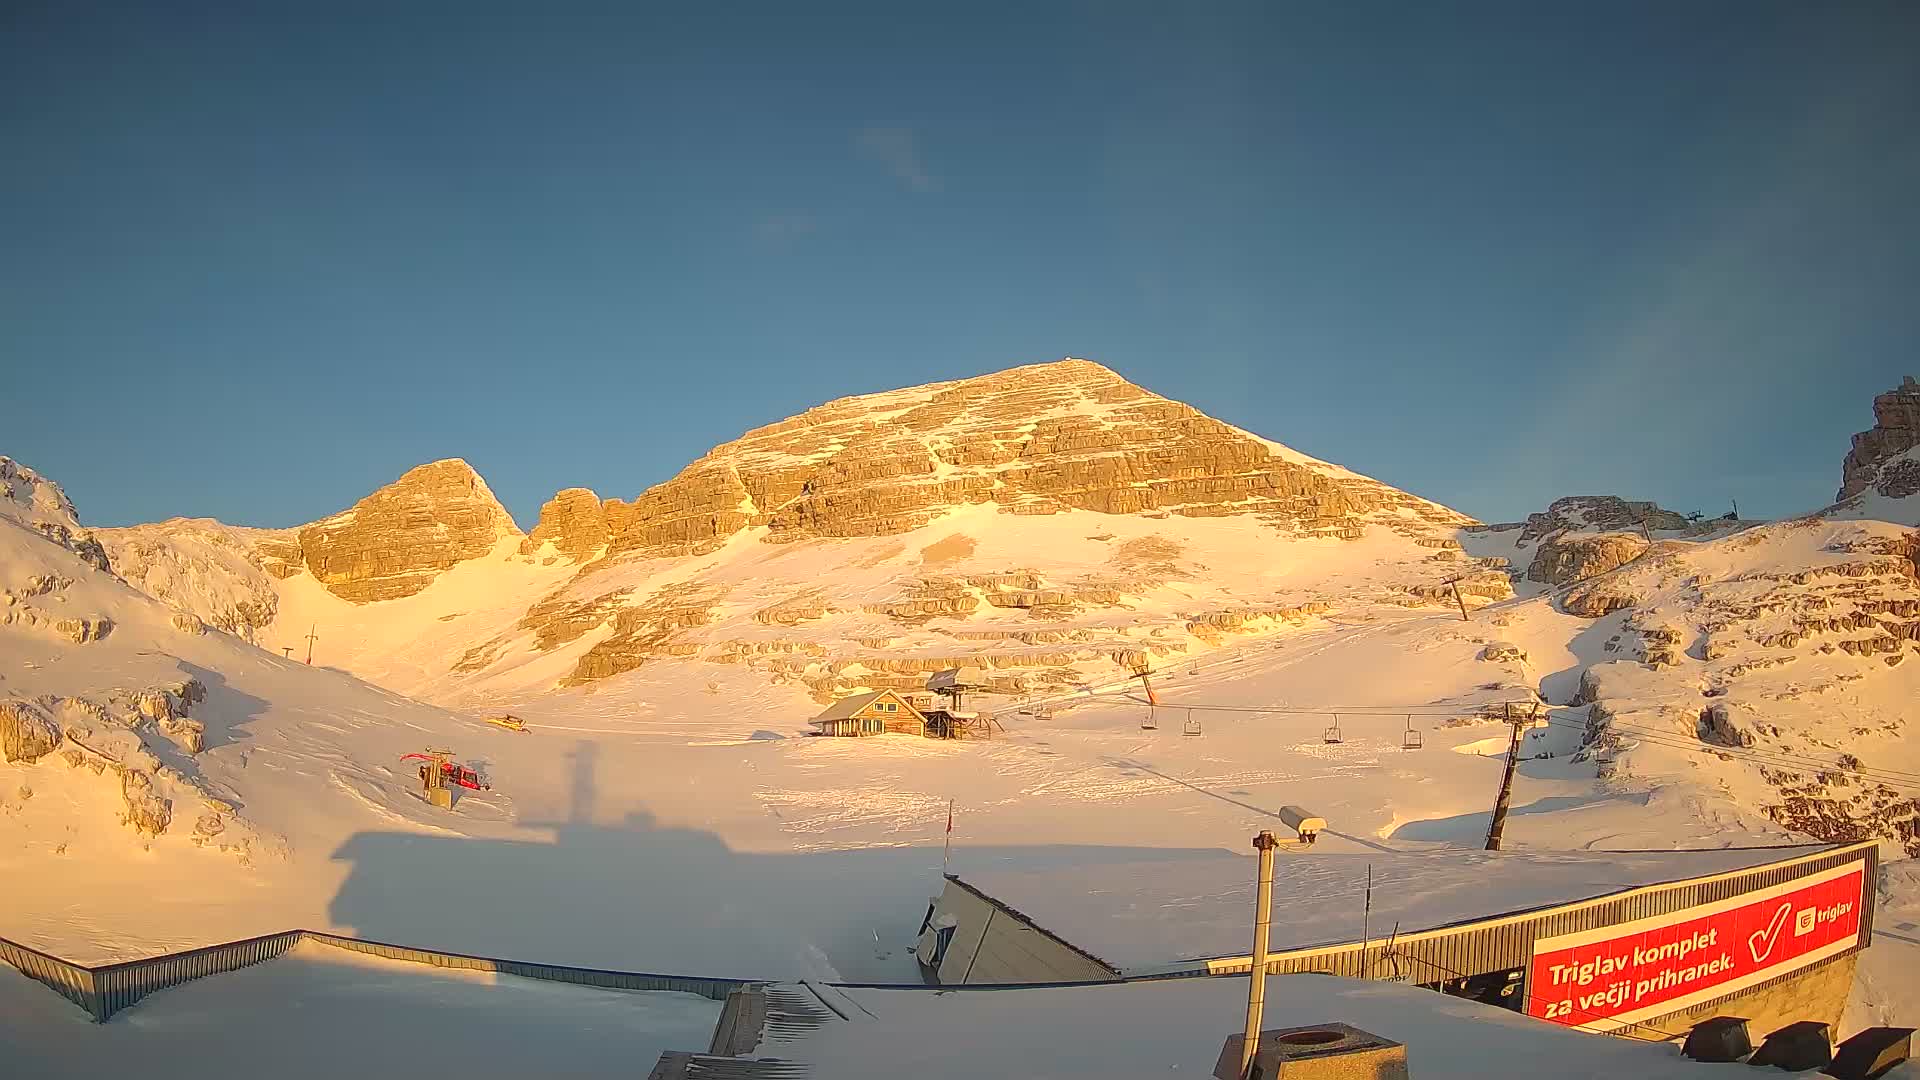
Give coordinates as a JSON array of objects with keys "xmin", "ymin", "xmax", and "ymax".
[{"xmin": 401, "ymin": 751, "xmax": 489, "ymax": 791}]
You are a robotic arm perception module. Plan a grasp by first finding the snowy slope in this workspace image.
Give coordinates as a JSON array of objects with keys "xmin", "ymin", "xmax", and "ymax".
[
  {"xmin": 0, "ymin": 464, "xmax": 522, "ymax": 958},
  {"xmin": 7, "ymin": 367, "xmax": 1919, "ymax": 1044}
]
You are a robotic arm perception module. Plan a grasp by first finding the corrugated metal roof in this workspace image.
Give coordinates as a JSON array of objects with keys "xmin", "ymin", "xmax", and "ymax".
[{"xmin": 953, "ymin": 843, "xmax": 1839, "ymax": 972}]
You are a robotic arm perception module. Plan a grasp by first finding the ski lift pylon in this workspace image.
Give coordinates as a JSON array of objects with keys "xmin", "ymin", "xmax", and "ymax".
[
  {"xmin": 1183, "ymin": 709, "xmax": 1201, "ymax": 737},
  {"xmin": 1401, "ymin": 715, "xmax": 1423, "ymax": 751},
  {"xmin": 1322, "ymin": 713, "xmax": 1344, "ymax": 744}
]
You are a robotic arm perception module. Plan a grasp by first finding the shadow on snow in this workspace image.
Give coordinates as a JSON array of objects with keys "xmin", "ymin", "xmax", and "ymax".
[{"xmin": 327, "ymin": 740, "xmax": 1232, "ymax": 983}]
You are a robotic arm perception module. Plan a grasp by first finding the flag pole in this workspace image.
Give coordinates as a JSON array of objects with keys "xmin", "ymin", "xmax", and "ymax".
[{"xmin": 943, "ymin": 799, "xmax": 954, "ymax": 875}]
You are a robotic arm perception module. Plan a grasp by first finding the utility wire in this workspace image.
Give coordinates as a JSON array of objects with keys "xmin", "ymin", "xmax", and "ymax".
[{"xmin": 1074, "ymin": 688, "xmax": 1920, "ymax": 793}]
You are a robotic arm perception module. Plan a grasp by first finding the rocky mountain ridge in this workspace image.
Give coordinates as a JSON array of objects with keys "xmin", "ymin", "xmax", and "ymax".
[
  {"xmin": 102, "ymin": 460, "xmax": 524, "ymax": 637},
  {"xmin": 95, "ymin": 360, "xmax": 1502, "ymax": 702}
]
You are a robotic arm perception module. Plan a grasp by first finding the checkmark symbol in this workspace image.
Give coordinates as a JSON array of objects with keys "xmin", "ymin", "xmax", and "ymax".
[{"xmin": 1748, "ymin": 902, "xmax": 1792, "ymax": 963}]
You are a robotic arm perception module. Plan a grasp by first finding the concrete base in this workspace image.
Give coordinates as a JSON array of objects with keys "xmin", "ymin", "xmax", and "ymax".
[
  {"xmin": 426, "ymin": 787, "xmax": 453, "ymax": 809},
  {"xmin": 1213, "ymin": 1022, "xmax": 1409, "ymax": 1079}
]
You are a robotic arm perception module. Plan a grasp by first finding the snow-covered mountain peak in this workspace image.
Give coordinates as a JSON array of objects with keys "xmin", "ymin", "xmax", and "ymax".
[{"xmin": 0, "ymin": 456, "xmax": 109, "ymax": 572}]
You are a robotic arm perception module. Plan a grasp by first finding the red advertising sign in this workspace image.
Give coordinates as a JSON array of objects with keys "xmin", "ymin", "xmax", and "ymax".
[{"xmin": 1527, "ymin": 861, "xmax": 1865, "ymax": 1031}]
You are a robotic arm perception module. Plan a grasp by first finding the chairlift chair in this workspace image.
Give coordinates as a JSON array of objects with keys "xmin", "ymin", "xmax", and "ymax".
[
  {"xmin": 1141, "ymin": 705, "xmax": 1158, "ymax": 731},
  {"xmin": 1322, "ymin": 713, "xmax": 1344, "ymax": 744},
  {"xmin": 1183, "ymin": 709, "xmax": 1202, "ymax": 737},
  {"xmin": 1401, "ymin": 715, "xmax": 1423, "ymax": 751}
]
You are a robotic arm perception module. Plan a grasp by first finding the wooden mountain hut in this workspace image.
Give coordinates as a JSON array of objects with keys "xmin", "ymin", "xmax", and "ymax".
[{"xmin": 808, "ymin": 690, "xmax": 928, "ymax": 737}]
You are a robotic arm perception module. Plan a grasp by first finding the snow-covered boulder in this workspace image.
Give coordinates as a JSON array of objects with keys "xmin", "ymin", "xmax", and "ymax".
[
  {"xmin": 54, "ymin": 615, "xmax": 113, "ymax": 643},
  {"xmin": 1480, "ymin": 641, "xmax": 1527, "ymax": 663},
  {"xmin": 1526, "ymin": 530, "xmax": 1648, "ymax": 586}
]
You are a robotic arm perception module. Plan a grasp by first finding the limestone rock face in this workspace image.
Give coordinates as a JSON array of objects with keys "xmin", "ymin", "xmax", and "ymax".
[
  {"xmin": 296, "ymin": 459, "xmax": 523, "ymax": 602},
  {"xmin": 1839, "ymin": 376, "xmax": 1920, "ymax": 501},
  {"xmin": 1525, "ymin": 531, "xmax": 1649, "ymax": 585},
  {"xmin": 0, "ymin": 699, "xmax": 61, "ymax": 763},
  {"xmin": 588, "ymin": 359, "xmax": 1473, "ymax": 556},
  {"xmin": 521, "ymin": 488, "xmax": 610, "ymax": 562}
]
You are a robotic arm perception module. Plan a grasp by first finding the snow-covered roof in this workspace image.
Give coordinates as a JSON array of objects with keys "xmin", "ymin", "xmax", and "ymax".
[
  {"xmin": 728, "ymin": 975, "xmax": 1725, "ymax": 1080},
  {"xmin": 809, "ymin": 690, "xmax": 916, "ymax": 723},
  {"xmin": 0, "ymin": 943, "xmax": 719, "ymax": 1079},
  {"xmin": 952, "ymin": 844, "xmax": 1834, "ymax": 973}
]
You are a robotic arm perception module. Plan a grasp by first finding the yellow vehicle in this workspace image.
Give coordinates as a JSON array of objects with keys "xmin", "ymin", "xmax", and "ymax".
[{"xmin": 484, "ymin": 714, "xmax": 529, "ymax": 733}]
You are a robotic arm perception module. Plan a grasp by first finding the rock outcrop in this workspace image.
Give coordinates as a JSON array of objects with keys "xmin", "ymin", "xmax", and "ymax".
[
  {"xmin": 1839, "ymin": 376, "xmax": 1920, "ymax": 501},
  {"xmin": 296, "ymin": 459, "xmax": 523, "ymax": 602},
  {"xmin": 120, "ymin": 770, "xmax": 172, "ymax": 838},
  {"xmin": 521, "ymin": 488, "xmax": 610, "ymax": 562},
  {"xmin": 1, "ymin": 699, "xmax": 61, "ymax": 763},
  {"xmin": 1519, "ymin": 496, "xmax": 1688, "ymax": 541},
  {"xmin": 53, "ymin": 616, "xmax": 112, "ymax": 644}
]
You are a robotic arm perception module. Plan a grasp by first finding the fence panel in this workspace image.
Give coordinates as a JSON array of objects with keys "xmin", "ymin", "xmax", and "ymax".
[
  {"xmin": 87, "ymin": 929, "xmax": 305, "ymax": 1021},
  {"xmin": 0, "ymin": 934, "xmax": 98, "ymax": 1018}
]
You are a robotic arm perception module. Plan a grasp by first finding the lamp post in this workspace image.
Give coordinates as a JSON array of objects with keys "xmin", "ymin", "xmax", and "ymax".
[{"xmin": 1239, "ymin": 831, "xmax": 1280, "ymax": 1079}]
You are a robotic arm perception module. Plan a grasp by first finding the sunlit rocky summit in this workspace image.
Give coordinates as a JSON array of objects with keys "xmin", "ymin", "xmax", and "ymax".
[{"xmin": 100, "ymin": 359, "xmax": 1496, "ymax": 702}]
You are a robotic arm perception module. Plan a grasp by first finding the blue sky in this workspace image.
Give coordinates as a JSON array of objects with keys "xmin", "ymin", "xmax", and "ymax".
[{"xmin": 4, "ymin": 2, "xmax": 1917, "ymax": 529}]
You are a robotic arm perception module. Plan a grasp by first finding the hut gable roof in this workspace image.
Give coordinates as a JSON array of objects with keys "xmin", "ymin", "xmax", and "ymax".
[{"xmin": 810, "ymin": 689, "xmax": 920, "ymax": 725}]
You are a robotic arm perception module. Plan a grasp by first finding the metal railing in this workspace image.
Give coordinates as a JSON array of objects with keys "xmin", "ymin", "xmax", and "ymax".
[{"xmin": 1, "ymin": 927, "xmax": 751, "ymax": 1022}]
